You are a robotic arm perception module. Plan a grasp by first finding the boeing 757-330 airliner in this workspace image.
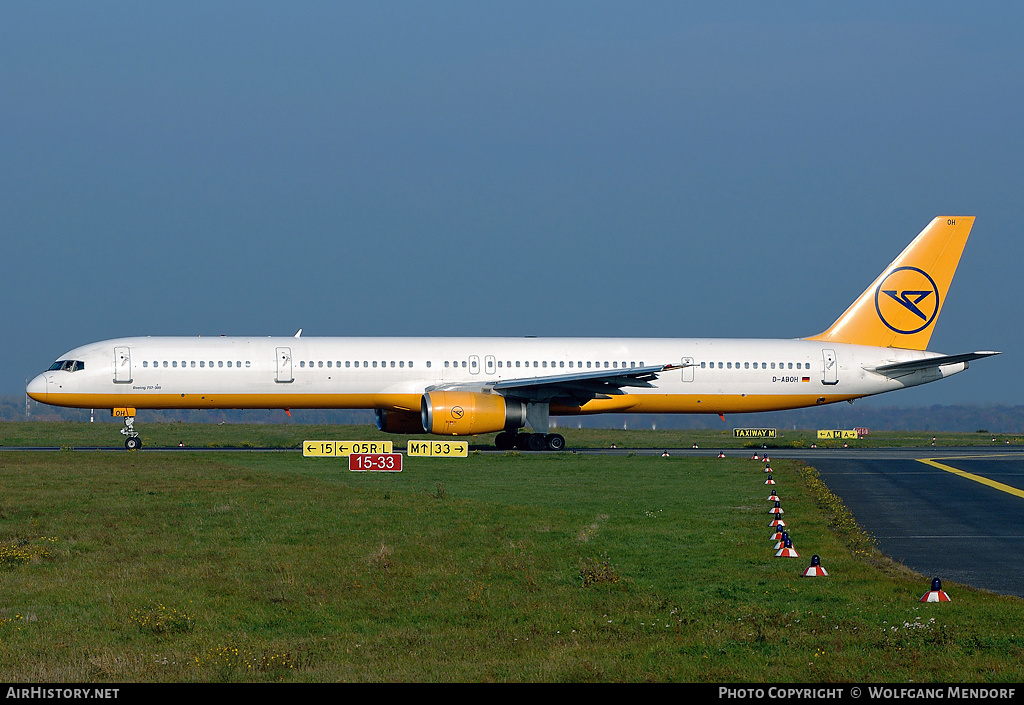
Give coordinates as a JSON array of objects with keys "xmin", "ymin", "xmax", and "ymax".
[{"xmin": 27, "ymin": 216, "xmax": 999, "ymax": 450}]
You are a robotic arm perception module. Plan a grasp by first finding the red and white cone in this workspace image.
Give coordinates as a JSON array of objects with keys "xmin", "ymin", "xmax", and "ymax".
[
  {"xmin": 920, "ymin": 577, "xmax": 951, "ymax": 602},
  {"xmin": 751, "ymin": 454, "xmax": 760, "ymax": 461},
  {"xmin": 763, "ymin": 464, "xmax": 773, "ymax": 474},
  {"xmin": 770, "ymin": 528, "xmax": 786, "ymax": 542},
  {"xmin": 718, "ymin": 451, "xmax": 726, "ymax": 458},
  {"xmin": 773, "ymin": 531, "xmax": 791, "ymax": 549},
  {"xmin": 769, "ymin": 517, "xmax": 786, "ymax": 528},
  {"xmin": 764, "ymin": 475, "xmax": 776, "ymax": 485},
  {"xmin": 775, "ymin": 537, "xmax": 800, "ymax": 557},
  {"xmin": 767, "ymin": 491, "xmax": 780, "ymax": 502},
  {"xmin": 769, "ymin": 501, "xmax": 784, "ymax": 515},
  {"xmin": 801, "ymin": 555, "xmax": 828, "ymax": 577}
]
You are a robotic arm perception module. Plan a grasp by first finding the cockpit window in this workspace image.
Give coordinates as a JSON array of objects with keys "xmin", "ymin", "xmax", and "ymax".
[{"xmin": 48, "ymin": 360, "xmax": 84, "ymax": 372}]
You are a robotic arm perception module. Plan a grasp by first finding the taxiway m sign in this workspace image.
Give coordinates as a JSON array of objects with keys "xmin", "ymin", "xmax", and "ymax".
[{"xmin": 733, "ymin": 428, "xmax": 777, "ymax": 439}]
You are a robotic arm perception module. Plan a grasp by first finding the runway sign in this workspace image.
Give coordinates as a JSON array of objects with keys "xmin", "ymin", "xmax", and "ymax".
[
  {"xmin": 349, "ymin": 453, "xmax": 403, "ymax": 472},
  {"xmin": 817, "ymin": 430, "xmax": 859, "ymax": 440},
  {"xmin": 303, "ymin": 441, "xmax": 394, "ymax": 457},
  {"xmin": 407, "ymin": 440, "xmax": 469, "ymax": 457}
]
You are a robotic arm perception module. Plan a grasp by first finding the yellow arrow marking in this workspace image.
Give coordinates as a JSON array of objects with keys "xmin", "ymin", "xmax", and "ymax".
[{"xmin": 917, "ymin": 458, "xmax": 1024, "ymax": 500}]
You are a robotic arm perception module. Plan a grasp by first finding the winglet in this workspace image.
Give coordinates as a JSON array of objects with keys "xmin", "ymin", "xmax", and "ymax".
[{"xmin": 806, "ymin": 217, "xmax": 975, "ymax": 350}]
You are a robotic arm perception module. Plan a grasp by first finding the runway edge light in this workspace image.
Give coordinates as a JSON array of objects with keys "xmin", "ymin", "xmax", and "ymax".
[
  {"xmin": 920, "ymin": 577, "xmax": 951, "ymax": 602},
  {"xmin": 801, "ymin": 555, "xmax": 829, "ymax": 577},
  {"xmin": 775, "ymin": 537, "xmax": 800, "ymax": 558}
]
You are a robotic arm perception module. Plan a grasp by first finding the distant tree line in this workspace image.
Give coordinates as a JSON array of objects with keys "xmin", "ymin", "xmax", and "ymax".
[
  {"xmin": 567, "ymin": 405, "xmax": 1024, "ymax": 434},
  {"xmin": 5, "ymin": 395, "xmax": 1023, "ymax": 433}
]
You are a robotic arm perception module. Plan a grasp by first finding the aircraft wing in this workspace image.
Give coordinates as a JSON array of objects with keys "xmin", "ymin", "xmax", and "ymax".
[
  {"xmin": 867, "ymin": 351, "xmax": 1000, "ymax": 376},
  {"xmin": 427, "ymin": 363, "xmax": 688, "ymax": 405}
]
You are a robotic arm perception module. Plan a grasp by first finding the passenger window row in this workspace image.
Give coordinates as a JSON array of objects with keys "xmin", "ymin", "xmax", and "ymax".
[
  {"xmin": 700, "ymin": 361, "xmax": 810, "ymax": 370},
  {"xmin": 289, "ymin": 360, "xmax": 646, "ymax": 371},
  {"xmin": 135, "ymin": 358, "xmax": 813, "ymax": 373},
  {"xmin": 493, "ymin": 361, "xmax": 642, "ymax": 369},
  {"xmin": 304, "ymin": 360, "xmax": 416, "ymax": 369},
  {"xmin": 142, "ymin": 360, "xmax": 250, "ymax": 369}
]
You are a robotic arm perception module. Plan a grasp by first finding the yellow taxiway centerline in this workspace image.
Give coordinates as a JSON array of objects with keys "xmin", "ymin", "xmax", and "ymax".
[{"xmin": 917, "ymin": 457, "xmax": 1024, "ymax": 500}]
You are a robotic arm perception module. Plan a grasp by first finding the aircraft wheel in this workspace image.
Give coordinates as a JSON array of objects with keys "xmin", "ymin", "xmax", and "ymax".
[
  {"xmin": 526, "ymin": 434, "xmax": 546, "ymax": 452},
  {"xmin": 125, "ymin": 436, "xmax": 141, "ymax": 451},
  {"xmin": 545, "ymin": 433, "xmax": 565, "ymax": 451},
  {"xmin": 494, "ymin": 431, "xmax": 515, "ymax": 450},
  {"xmin": 514, "ymin": 432, "xmax": 532, "ymax": 450}
]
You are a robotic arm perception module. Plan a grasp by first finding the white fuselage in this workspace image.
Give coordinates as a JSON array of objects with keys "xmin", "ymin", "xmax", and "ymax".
[{"xmin": 26, "ymin": 335, "xmax": 965, "ymax": 417}]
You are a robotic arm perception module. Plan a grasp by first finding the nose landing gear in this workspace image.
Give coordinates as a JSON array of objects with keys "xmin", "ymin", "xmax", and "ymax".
[{"xmin": 114, "ymin": 408, "xmax": 142, "ymax": 450}]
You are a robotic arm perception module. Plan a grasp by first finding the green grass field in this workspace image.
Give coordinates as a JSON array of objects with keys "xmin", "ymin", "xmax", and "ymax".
[
  {"xmin": 1, "ymin": 421, "xmax": 1020, "ymax": 450},
  {"xmin": 1, "ymin": 424, "xmax": 1023, "ymax": 682}
]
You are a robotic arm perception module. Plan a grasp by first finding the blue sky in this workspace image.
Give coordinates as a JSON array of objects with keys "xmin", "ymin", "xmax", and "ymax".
[{"xmin": 2, "ymin": 2, "xmax": 1020, "ymax": 406}]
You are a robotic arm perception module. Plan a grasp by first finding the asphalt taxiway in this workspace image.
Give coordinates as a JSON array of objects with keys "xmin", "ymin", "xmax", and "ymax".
[{"xmin": 786, "ymin": 447, "xmax": 1024, "ymax": 598}]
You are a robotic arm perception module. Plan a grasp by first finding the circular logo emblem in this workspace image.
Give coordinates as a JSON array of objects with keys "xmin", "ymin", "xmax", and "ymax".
[
  {"xmin": 874, "ymin": 266, "xmax": 940, "ymax": 335},
  {"xmin": 450, "ymin": 406, "xmax": 465, "ymax": 420}
]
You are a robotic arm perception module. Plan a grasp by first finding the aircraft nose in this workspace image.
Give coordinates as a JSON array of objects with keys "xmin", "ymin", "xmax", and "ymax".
[{"xmin": 26, "ymin": 374, "xmax": 47, "ymax": 402}]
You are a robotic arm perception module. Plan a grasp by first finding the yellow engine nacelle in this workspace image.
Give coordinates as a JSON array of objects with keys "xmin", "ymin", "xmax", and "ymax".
[
  {"xmin": 421, "ymin": 392, "xmax": 526, "ymax": 436},
  {"xmin": 375, "ymin": 409, "xmax": 425, "ymax": 434}
]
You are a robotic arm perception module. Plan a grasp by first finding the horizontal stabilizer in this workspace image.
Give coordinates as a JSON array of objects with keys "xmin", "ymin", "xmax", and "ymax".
[{"xmin": 868, "ymin": 351, "xmax": 1000, "ymax": 375}]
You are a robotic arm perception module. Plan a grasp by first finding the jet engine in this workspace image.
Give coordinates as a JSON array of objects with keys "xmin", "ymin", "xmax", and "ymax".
[
  {"xmin": 421, "ymin": 391, "xmax": 526, "ymax": 436},
  {"xmin": 375, "ymin": 408, "xmax": 425, "ymax": 434}
]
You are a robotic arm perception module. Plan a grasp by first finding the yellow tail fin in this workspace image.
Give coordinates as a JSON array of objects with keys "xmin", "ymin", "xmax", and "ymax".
[{"xmin": 806, "ymin": 216, "xmax": 975, "ymax": 350}]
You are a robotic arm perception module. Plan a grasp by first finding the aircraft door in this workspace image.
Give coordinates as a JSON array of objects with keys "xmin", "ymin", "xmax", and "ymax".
[
  {"xmin": 681, "ymin": 357, "xmax": 694, "ymax": 382},
  {"xmin": 276, "ymin": 347, "xmax": 294, "ymax": 383},
  {"xmin": 822, "ymin": 349, "xmax": 838, "ymax": 385},
  {"xmin": 114, "ymin": 346, "xmax": 132, "ymax": 383},
  {"xmin": 485, "ymin": 355, "xmax": 496, "ymax": 375},
  {"xmin": 469, "ymin": 355, "xmax": 480, "ymax": 375}
]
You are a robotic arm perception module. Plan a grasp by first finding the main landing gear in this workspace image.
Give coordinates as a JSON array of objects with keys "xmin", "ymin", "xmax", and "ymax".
[
  {"xmin": 494, "ymin": 431, "xmax": 566, "ymax": 452},
  {"xmin": 493, "ymin": 402, "xmax": 565, "ymax": 451}
]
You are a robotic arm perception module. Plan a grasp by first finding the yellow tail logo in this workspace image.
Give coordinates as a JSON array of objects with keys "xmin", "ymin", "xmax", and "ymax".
[{"xmin": 806, "ymin": 216, "xmax": 974, "ymax": 350}]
